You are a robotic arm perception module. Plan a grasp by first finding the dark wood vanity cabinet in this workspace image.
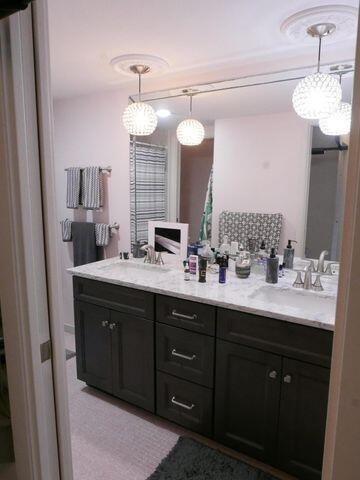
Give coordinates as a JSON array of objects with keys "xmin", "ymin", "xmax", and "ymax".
[
  {"xmin": 214, "ymin": 340, "xmax": 282, "ymax": 463},
  {"xmin": 75, "ymin": 301, "xmax": 113, "ymax": 394},
  {"xmin": 73, "ymin": 277, "xmax": 333, "ymax": 480},
  {"xmin": 74, "ymin": 278, "xmax": 155, "ymax": 412},
  {"xmin": 277, "ymin": 359, "xmax": 330, "ymax": 480},
  {"xmin": 215, "ymin": 308, "xmax": 332, "ymax": 480}
]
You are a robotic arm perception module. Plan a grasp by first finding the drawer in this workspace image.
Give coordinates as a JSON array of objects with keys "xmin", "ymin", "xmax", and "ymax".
[
  {"xmin": 156, "ymin": 295, "xmax": 216, "ymax": 335},
  {"xmin": 217, "ymin": 308, "xmax": 333, "ymax": 367},
  {"xmin": 73, "ymin": 277, "xmax": 154, "ymax": 320},
  {"xmin": 156, "ymin": 323, "xmax": 215, "ymax": 387},
  {"xmin": 156, "ymin": 371, "xmax": 213, "ymax": 436}
]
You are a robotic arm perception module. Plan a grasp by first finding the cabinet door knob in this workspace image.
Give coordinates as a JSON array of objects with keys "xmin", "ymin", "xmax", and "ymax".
[
  {"xmin": 101, "ymin": 320, "xmax": 109, "ymax": 327},
  {"xmin": 269, "ymin": 370, "xmax": 278, "ymax": 379},
  {"xmin": 171, "ymin": 348, "xmax": 197, "ymax": 361},
  {"xmin": 109, "ymin": 323, "xmax": 116, "ymax": 330},
  {"xmin": 283, "ymin": 374, "xmax": 292, "ymax": 384},
  {"xmin": 171, "ymin": 396, "xmax": 195, "ymax": 411}
]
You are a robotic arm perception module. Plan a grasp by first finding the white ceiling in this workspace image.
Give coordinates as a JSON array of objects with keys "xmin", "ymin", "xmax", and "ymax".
[{"xmin": 48, "ymin": 0, "xmax": 358, "ymax": 100}]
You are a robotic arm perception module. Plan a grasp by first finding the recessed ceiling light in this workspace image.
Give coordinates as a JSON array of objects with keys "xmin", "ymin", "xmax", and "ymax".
[{"xmin": 156, "ymin": 109, "xmax": 171, "ymax": 118}]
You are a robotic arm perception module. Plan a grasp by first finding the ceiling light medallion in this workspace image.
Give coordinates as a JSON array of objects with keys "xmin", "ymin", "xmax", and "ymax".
[
  {"xmin": 122, "ymin": 64, "xmax": 158, "ymax": 136},
  {"xmin": 292, "ymin": 23, "xmax": 342, "ymax": 120},
  {"xmin": 177, "ymin": 94, "xmax": 205, "ymax": 146}
]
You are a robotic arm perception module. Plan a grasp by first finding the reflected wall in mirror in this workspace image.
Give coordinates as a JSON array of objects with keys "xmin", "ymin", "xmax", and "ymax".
[{"xmin": 130, "ymin": 68, "xmax": 353, "ymax": 261}]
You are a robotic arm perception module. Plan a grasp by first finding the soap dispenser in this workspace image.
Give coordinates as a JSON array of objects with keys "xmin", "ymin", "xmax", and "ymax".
[
  {"xmin": 283, "ymin": 239, "xmax": 297, "ymax": 269},
  {"xmin": 266, "ymin": 248, "xmax": 279, "ymax": 284}
]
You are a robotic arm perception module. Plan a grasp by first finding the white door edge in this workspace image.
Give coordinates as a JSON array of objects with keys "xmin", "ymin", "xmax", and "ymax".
[{"xmin": 0, "ymin": 6, "xmax": 63, "ymax": 480}]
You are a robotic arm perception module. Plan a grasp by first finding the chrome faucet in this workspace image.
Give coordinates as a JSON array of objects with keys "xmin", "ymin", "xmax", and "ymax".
[
  {"xmin": 303, "ymin": 264, "xmax": 313, "ymax": 290},
  {"xmin": 141, "ymin": 245, "xmax": 156, "ymax": 264},
  {"xmin": 317, "ymin": 250, "xmax": 329, "ymax": 273},
  {"xmin": 293, "ymin": 262, "xmax": 324, "ymax": 291}
]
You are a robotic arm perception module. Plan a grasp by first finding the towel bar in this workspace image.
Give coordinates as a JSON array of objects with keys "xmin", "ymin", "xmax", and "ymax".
[{"xmin": 64, "ymin": 166, "xmax": 112, "ymax": 173}]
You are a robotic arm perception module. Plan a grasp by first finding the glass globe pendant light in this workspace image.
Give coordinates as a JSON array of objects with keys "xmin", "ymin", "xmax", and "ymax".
[
  {"xmin": 292, "ymin": 23, "xmax": 342, "ymax": 120},
  {"xmin": 319, "ymin": 73, "xmax": 351, "ymax": 135},
  {"xmin": 122, "ymin": 65, "xmax": 158, "ymax": 136},
  {"xmin": 177, "ymin": 94, "xmax": 205, "ymax": 146}
]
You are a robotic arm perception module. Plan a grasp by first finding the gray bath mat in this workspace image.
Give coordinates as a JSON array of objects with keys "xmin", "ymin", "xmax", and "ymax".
[
  {"xmin": 147, "ymin": 437, "xmax": 279, "ymax": 480},
  {"xmin": 65, "ymin": 349, "xmax": 76, "ymax": 361}
]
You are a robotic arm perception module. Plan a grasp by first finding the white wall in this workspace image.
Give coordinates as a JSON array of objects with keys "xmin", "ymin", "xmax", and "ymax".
[
  {"xmin": 212, "ymin": 111, "xmax": 311, "ymax": 256},
  {"xmin": 54, "ymin": 89, "xmax": 131, "ymax": 328}
]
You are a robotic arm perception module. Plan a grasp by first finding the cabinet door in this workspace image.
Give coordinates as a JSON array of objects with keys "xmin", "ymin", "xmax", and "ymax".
[
  {"xmin": 74, "ymin": 301, "xmax": 113, "ymax": 394},
  {"xmin": 278, "ymin": 358, "xmax": 330, "ymax": 480},
  {"xmin": 111, "ymin": 311, "xmax": 155, "ymax": 412},
  {"xmin": 214, "ymin": 340, "xmax": 281, "ymax": 463}
]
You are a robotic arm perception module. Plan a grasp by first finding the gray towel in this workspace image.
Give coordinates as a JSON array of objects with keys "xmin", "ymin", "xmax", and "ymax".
[
  {"xmin": 95, "ymin": 223, "xmax": 110, "ymax": 247},
  {"xmin": 72, "ymin": 222, "xmax": 98, "ymax": 267},
  {"xmin": 61, "ymin": 219, "xmax": 72, "ymax": 242},
  {"xmin": 81, "ymin": 167, "xmax": 103, "ymax": 210},
  {"xmin": 66, "ymin": 167, "xmax": 81, "ymax": 208}
]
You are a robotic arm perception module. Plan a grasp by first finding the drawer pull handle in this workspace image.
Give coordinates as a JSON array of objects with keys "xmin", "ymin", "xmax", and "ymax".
[
  {"xmin": 171, "ymin": 396, "xmax": 195, "ymax": 411},
  {"xmin": 101, "ymin": 321, "xmax": 109, "ymax": 327},
  {"xmin": 171, "ymin": 349, "xmax": 197, "ymax": 361},
  {"xmin": 109, "ymin": 323, "xmax": 116, "ymax": 330},
  {"xmin": 269, "ymin": 370, "xmax": 278, "ymax": 380},
  {"xmin": 283, "ymin": 374, "xmax": 292, "ymax": 384},
  {"xmin": 171, "ymin": 309, "xmax": 198, "ymax": 321}
]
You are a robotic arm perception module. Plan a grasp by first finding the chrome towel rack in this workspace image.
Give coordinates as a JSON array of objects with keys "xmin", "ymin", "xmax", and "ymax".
[{"xmin": 64, "ymin": 166, "xmax": 112, "ymax": 173}]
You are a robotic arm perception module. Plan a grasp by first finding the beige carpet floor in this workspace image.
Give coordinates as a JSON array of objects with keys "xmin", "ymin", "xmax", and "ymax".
[{"xmin": 65, "ymin": 333, "xmax": 182, "ymax": 480}]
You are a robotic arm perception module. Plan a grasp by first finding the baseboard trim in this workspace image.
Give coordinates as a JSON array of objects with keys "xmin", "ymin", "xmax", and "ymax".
[{"xmin": 64, "ymin": 323, "xmax": 75, "ymax": 335}]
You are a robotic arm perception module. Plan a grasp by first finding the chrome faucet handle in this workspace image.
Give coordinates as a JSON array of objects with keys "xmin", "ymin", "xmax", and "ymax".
[
  {"xmin": 312, "ymin": 274, "xmax": 324, "ymax": 291},
  {"xmin": 308, "ymin": 260, "xmax": 316, "ymax": 272},
  {"xmin": 155, "ymin": 252, "xmax": 164, "ymax": 265},
  {"xmin": 293, "ymin": 271, "xmax": 304, "ymax": 288},
  {"xmin": 324, "ymin": 262, "xmax": 338, "ymax": 275}
]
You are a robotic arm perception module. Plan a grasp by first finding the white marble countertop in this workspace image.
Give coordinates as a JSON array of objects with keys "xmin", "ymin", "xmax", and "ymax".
[{"xmin": 68, "ymin": 256, "xmax": 338, "ymax": 331}]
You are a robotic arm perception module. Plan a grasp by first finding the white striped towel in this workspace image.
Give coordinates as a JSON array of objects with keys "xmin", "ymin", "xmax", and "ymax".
[
  {"xmin": 61, "ymin": 219, "xmax": 72, "ymax": 242},
  {"xmin": 95, "ymin": 223, "xmax": 110, "ymax": 247},
  {"xmin": 66, "ymin": 167, "xmax": 81, "ymax": 208},
  {"xmin": 81, "ymin": 166, "xmax": 103, "ymax": 210}
]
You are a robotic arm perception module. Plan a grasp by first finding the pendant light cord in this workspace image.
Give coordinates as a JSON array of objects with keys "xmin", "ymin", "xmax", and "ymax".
[
  {"xmin": 189, "ymin": 95, "xmax": 193, "ymax": 117},
  {"xmin": 317, "ymin": 35, "xmax": 322, "ymax": 73},
  {"xmin": 138, "ymin": 72, "xmax": 142, "ymax": 102}
]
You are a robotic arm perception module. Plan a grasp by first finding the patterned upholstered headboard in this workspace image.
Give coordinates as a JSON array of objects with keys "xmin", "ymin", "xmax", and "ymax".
[{"xmin": 218, "ymin": 211, "xmax": 283, "ymax": 252}]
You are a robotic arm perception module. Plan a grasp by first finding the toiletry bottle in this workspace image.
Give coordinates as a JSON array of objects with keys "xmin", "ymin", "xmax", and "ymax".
[
  {"xmin": 235, "ymin": 249, "xmax": 251, "ymax": 278},
  {"xmin": 219, "ymin": 234, "xmax": 230, "ymax": 255},
  {"xmin": 278, "ymin": 263, "xmax": 283, "ymax": 278},
  {"xmin": 266, "ymin": 248, "xmax": 279, "ymax": 284},
  {"xmin": 198, "ymin": 256, "xmax": 207, "ymax": 283},
  {"xmin": 259, "ymin": 240, "xmax": 267, "ymax": 258},
  {"xmin": 219, "ymin": 256, "xmax": 227, "ymax": 284},
  {"xmin": 183, "ymin": 261, "xmax": 190, "ymax": 281},
  {"xmin": 188, "ymin": 255, "xmax": 198, "ymax": 277},
  {"xmin": 283, "ymin": 239, "xmax": 297, "ymax": 269}
]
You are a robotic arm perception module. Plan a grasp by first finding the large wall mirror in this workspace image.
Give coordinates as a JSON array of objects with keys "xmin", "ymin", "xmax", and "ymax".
[{"xmin": 130, "ymin": 66, "xmax": 353, "ymax": 261}]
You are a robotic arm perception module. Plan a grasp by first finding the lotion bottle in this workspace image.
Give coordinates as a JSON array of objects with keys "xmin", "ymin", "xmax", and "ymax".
[
  {"xmin": 283, "ymin": 239, "xmax": 297, "ymax": 269},
  {"xmin": 266, "ymin": 248, "xmax": 279, "ymax": 284}
]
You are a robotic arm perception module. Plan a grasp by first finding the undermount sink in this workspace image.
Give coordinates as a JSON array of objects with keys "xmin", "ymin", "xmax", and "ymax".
[
  {"xmin": 249, "ymin": 285, "xmax": 336, "ymax": 315},
  {"xmin": 99, "ymin": 260, "xmax": 172, "ymax": 274}
]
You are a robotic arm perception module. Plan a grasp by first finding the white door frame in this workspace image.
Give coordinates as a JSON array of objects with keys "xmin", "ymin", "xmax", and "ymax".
[
  {"xmin": 0, "ymin": 5, "xmax": 67, "ymax": 480},
  {"xmin": 32, "ymin": 0, "xmax": 74, "ymax": 477},
  {"xmin": 322, "ymin": 16, "xmax": 360, "ymax": 480}
]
